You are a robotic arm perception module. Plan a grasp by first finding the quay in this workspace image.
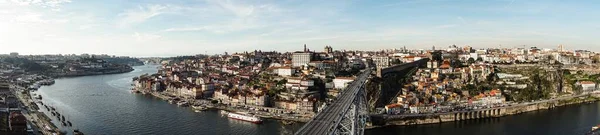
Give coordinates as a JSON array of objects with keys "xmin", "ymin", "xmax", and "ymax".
[
  {"xmin": 137, "ymin": 89, "xmax": 312, "ymax": 122},
  {"xmin": 370, "ymin": 92, "xmax": 600, "ymax": 127},
  {"xmin": 13, "ymin": 85, "xmax": 65, "ymax": 135}
]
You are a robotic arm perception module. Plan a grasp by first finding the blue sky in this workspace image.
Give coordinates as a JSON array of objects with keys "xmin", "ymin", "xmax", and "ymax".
[{"xmin": 0, "ymin": 0, "xmax": 598, "ymax": 57}]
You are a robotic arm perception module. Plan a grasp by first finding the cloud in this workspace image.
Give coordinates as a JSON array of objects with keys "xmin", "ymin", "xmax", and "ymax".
[
  {"xmin": 163, "ymin": 20, "xmax": 262, "ymax": 34},
  {"xmin": 163, "ymin": 27, "xmax": 209, "ymax": 32},
  {"xmin": 457, "ymin": 16, "xmax": 466, "ymax": 24},
  {"xmin": 8, "ymin": 0, "xmax": 72, "ymax": 11},
  {"xmin": 10, "ymin": 12, "xmax": 69, "ymax": 24},
  {"xmin": 160, "ymin": 0, "xmax": 282, "ymax": 34},
  {"xmin": 132, "ymin": 32, "xmax": 161, "ymax": 41},
  {"xmin": 505, "ymin": 0, "xmax": 516, "ymax": 8},
  {"xmin": 117, "ymin": 4, "xmax": 167, "ymax": 27},
  {"xmin": 435, "ymin": 24, "xmax": 457, "ymax": 29},
  {"xmin": 207, "ymin": 0, "xmax": 255, "ymax": 18}
]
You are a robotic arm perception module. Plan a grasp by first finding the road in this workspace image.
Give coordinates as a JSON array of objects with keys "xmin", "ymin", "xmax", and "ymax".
[
  {"xmin": 379, "ymin": 91, "xmax": 599, "ymax": 118},
  {"xmin": 295, "ymin": 70, "xmax": 371, "ymax": 135},
  {"xmin": 12, "ymin": 85, "xmax": 63, "ymax": 135}
]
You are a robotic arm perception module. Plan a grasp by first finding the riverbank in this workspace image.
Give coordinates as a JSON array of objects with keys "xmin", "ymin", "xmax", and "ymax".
[
  {"xmin": 136, "ymin": 90, "xmax": 311, "ymax": 123},
  {"xmin": 369, "ymin": 92, "xmax": 600, "ymax": 128},
  {"xmin": 52, "ymin": 67, "xmax": 134, "ymax": 78},
  {"xmin": 12, "ymin": 85, "xmax": 65, "ymax": 135}
]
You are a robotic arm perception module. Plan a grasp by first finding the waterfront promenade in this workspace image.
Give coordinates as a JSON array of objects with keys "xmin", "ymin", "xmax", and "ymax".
[
  {"xmin": 143, "ymin": 91, "xmax": 313, "ymax": 122},
  {"xmin": 381, "ymin": 91, "xmax": 599, "ymax": 118},
  {"xmin": 12, "ymin": 85, "xmax": 63, "ymax": 135},
  {"xmin": 371, "ymin": 91, "xmax": 600, "ymax": 127}
]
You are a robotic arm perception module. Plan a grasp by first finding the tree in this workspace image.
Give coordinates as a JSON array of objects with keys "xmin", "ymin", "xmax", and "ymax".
[
  {"xmin": 476, "ymin": 57, "xmax": 483, "ymax": 62},
  {"xmin": 450, "ymin": 58, "xmax": 462, "ymax": 68},
  {"xmin": 432, "ymin": 51, "xmax": 443, "ymax": 61},
  {"xmin": 547, "ymin": 55, "xmax": 555, "ymax": 60},
  {"xmin": 391, "ymin": 59, "xmax": 403, "ymax": 65},
  {"xmin": 467, "ymin": 58, "xmax": 475, "ymax": 65},
  {"xmin": 593, "ymin": 56, "xmax": 600, "ymax": 63}
]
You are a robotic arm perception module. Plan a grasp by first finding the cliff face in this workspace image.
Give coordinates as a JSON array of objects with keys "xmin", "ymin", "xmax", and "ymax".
[
  {"xmin": 371, "ymin": 94, "xmax": 600, "ymax": 127},
  {"xmin": 366, "ymin": 67, "xmax": 418, "ymax": 111},
  {"xmin": 102, "ymin": 57, "xmax": 144, "ymax": 66}
]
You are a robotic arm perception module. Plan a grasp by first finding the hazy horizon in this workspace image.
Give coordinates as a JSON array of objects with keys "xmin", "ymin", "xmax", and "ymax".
[{"xmin": 1, "ymin": 0, "xmax": 599, "ymax": 57}]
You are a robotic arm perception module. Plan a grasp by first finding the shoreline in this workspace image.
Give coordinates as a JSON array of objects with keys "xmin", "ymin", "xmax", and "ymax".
[
  {"xmin": 51, "ymin": 68, "xmax": 134, "ymax": 78},
  {"xmin": 367, "ymin": 93, "xmax": 600, "ymax": 129},
  {"xmin": 13, "ymin": 85, "xmax": 65, "ymax": 135},
  {"xmin": 15, "ymin": 68, "xmax": 138, "ymax": 134},
  {"xmin": 138, "ymin": 90, "xmax": 311, "ymax": 123}
]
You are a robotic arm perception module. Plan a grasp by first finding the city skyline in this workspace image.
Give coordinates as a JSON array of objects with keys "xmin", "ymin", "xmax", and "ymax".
[{"xmin": 1, "ymin": 0, "xmax": 599, "ymax": 57}]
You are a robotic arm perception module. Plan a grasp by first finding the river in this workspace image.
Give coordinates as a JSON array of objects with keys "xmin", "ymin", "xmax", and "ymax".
[
  {"xmin": 34, "ymin": 65, "xmax": 303, "ymax": 135},
  {"xmin": 34, "ymin": 65, "xmax": 600, "ymax": 135}
]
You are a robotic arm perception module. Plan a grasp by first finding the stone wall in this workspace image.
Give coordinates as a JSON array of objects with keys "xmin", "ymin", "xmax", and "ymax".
[{"xmin": 371, "ymin": 93, "xmax": 600, "ymax": 127}]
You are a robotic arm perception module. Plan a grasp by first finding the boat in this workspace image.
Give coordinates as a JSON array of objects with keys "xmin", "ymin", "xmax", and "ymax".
[
  {"xmin": 227, "ymin": 112, "xmax": 263, "ymax": 124},
  {"xmin": 589, "ymin": 125, "xmax": 600, "ymax": 135},
  {"xmin": 68, "ymin": 121, "xmax": 72, "ymax": 127},
  {"xmin": 281, "ymin": 120, "xmax": 295, "ymax": 125},
  {"xmin": 74, "ymin": 129, "xmax": 84, "ymax": 135},
  {"xmin": 220, "ymin": 110, "xmax": 229, "ymax": 116},
  {"xmin": 44, "ymin": 125, "xmax": 52, "ymax": 131},
  {"xmin": 62, "ymin": 121, "xmax": 67, "ymax": 126},
  {"xmin": 51, "ymin": 112, "xmax": 56, "ymax": 116},
  {"xmin": 61, "ymin": 115, "xmax": 66, "ymax": 121},
  {"xmin": 130, "ymin": 90, "xmax": 140, "ymax": 93},
  {"xmin": 169, "ymin": 98, "xmax": 181, "ymax": 104},
  {"xmin": 192, "ymin": 105, "xmax": 208, "ymax": 111},
  {"xmin": 177, "ymin": 101, "xmax": 189, "ymax": 107},
  {"xmin": 29, "ymin": 84, "xmax": 40, "ymax": 90},
  {"xmin": 33, "ymin": 94, "xmax": 43, "ymax": 100}
]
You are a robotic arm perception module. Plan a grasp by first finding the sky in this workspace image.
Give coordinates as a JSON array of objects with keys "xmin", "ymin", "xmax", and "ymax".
[{"xmin": 0, "ymin": 0, "xmax": 599, "ymax": 57}]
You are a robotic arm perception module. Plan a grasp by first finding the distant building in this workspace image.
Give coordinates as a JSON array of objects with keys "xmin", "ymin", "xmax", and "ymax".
[
  {"xmin": 292, "ymin": 52, "xmax": 312, "ymax": 67},
  {"xmin": 0, "ymin": 83, "xmax": 9, "ymax": 96},
  {"xmin": 324, "ymin": 46, "xmax": 333, "ymax": 54},
  {"xmin": 579, "ymin": 81, "xmax": 597, "ymax": 91},
  {"xmin": 333, "ymin": 77, "xmax": 355, "ymax": 89},
  {"xmin": 427, "ymin": 60, "xmax": 438, "ymax": 69},
  {"xmin": 277, "ymin": 66, "xmax": 294, "ymax": 76},
  {"xmin": 9, "ymin": 52, "xmax": 18, "ymax": 57},
  {"xmin": 9, "ymin": 112, "xmax": 27, "ymax": 133},
  {"xmin": 373, "ymin": 56, "xmax": 390, "ymax": 69}
]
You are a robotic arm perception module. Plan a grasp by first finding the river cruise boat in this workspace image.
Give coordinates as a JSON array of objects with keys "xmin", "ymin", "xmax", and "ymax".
[{"xmin": 227, "ymin": 111, "xmax": 263, "ymax": 124}]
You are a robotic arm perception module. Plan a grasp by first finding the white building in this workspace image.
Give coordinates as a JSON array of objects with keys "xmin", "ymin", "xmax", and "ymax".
[
  {"xmin": 427, "ymin": 60, "xmax": 438, "ymax": 69},
  {"xmin": 334, "ymin": 77, "xmax": 355, "ymax": 89},
  {"xmin": 300, "ymin": 79, "xmax": 314, "ymax": 87},
  {"xmin": 292, "ymin": 52, "xmax": 312, "ymax": 67},
  {"xmin": 277, "ymin": 67, "xmax": 294, "ymax": 76},
  {"xmin": 579, "ymin": 81, "xmax": 597, "ymax": 91},
  {"xmin": 373, "ymin": 56, "xmax": 390, "ymax": 69},
  {"xmin": 470, "ymin": 53, "xmax": 479, "ymax": 60}
]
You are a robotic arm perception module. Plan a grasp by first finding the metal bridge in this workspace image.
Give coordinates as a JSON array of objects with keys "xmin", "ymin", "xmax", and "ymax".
[{"xmin": 295, "ymin": 69, "xmax": 371, "ymax": 135}]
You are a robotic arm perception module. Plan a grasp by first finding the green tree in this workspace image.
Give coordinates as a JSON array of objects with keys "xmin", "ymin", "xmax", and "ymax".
[
  {"xmin": 467, "ymin": 58, "xmax": 475, "ymax": 65},
  {"xmin": 450, "ymin": 58, "xmax": 462, "ymax": 68},
  {"xmin": 432, "ymin": 51, "xmax": 443, "ymax": 61},
  {"xmin": 391, "ymin": 59, "xmax": 403, "ymax": 65}
]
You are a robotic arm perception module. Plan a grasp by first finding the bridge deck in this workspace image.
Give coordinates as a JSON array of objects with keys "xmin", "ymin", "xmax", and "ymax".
[{"xmin": 295, "ymin": 70, "xmax": 371, "ymax": 135}]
